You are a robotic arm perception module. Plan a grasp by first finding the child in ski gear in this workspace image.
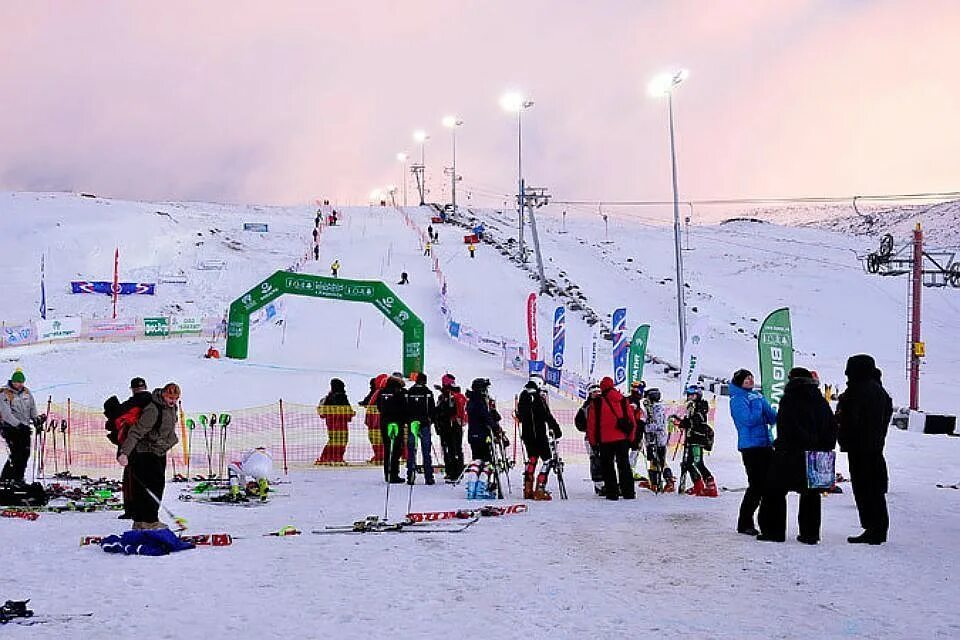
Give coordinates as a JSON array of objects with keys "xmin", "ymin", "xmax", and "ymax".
[
  {"xmin": 575, "ymin": 382, "xmax": 604, "ymax": 495},
  {"xmin": 642, "ymin": 388, "xmax": 675, "ymax": 493},
  {"xmin": 376, "ymin": 374, "xmax": 408, "ymax": 483},
  {"xmin": 316, "ymin": 378, "xmax": 355, "ymax": 464},
  {"xmin": 405, "ymin": 373, "xmax": 436, "ymax": 484},
  {"xmin": 330, "ymin": 259, "xmax": 340, "ymax": 277},
  {"xmin": 435, "ymin": 375, "xmax": 467, "ymax": 481},
  {"xmin": 586, "ymin": 376, "xmax": 637, "ymax": 500},
  {"xmin": 0, "ymin": 369, "xmax": 39, "ymax": 483},
  {"xmin": 837, "ymin": 354, "xmax": 893, "ymax": 545},
  {"xmin": 626, "ymin": 380, "xmax": 648, "ymax": 485},
  {"xmin": 117, "ymin": 382, "xmax": 181, "ymax": 530},
  {"xmin": 517, "ymin": 376, "xmax": 562, "ymax": 501},
  {"xmin": 757, "ymin": 368, "xmax": 836, "ymax": 544},
  {"xmin": 228, "ymin": 447, "xmax": 273, "ymax": 501},
  {"xmin": 729, "ymin": 368, "xmax": 777, "ymax": 535},
  {"xmin": 676, "ymin": 386, "xmax": 716, "ymax": 497},
  {"xmin": 465, "ymin": 379, "xmax": 504, "ymax": 497}
]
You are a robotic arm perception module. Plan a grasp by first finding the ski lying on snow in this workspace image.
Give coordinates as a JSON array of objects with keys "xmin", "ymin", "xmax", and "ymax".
[
  {"xmin": 2, "ymin": 613, "xmax": 94, "ymax": 626},
  {"xmin": 936, "ymin": 483, "xmax": 959, "ymax": 490},
  {"xmin": 313, "ymin": 517, "xmax": 479, "ymax": 535},
  {"xmin": 80, "ymin": 533, "xmax": 234, "ymax": 546},
  {"xmin": 405, "ymin": 503, "xmax": 528, "ymax": 523}
]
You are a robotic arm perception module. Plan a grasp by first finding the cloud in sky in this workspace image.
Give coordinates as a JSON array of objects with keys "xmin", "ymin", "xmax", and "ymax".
[{"xmin": 0, "ymin": 0, "xmax": 957, "ymax": 210}]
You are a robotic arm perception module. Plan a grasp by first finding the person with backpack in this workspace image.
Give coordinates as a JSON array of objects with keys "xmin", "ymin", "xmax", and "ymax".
[
  {"xmin": 586, "ymin": 376, "xmax": 637, "ymax": 500},
  {"xmin": 676, "ymin": 385, "xmax": 717, "ymax": 497},
  {"xmin": 435, "ymin": 374, "xmax": 467, "ymax": 481},
  {"xmin": 756, "ymin": 367, "xmax": 837, "ymax": 544},
  {"xmin": 837, "ymin": 354, "xmax": 894, "ymax": 545},
  {"xmin": 103, "ymin": 377, "xmax": 153, "ymax": 519},
  {"xmin": 575, "ymin": 382, "xmax": 604, "ymax": 496},
  {"xmin": 729, "ymin": 368, "xmax": 777, "ymax": 535},
  {"xmin": 517, "ymin": 376, "xmax": 562, "ymax": 501},
  {"xmin": 316, "ymin": 378, "xmax": 355, "ymax": 465},
  {"xmin": 1, "ymin": 369, "xmax": 41, "ymax": 484},
  {"xmin": 376, "ymin": 373, "xmax": 408, "ymax": 483},
  {"xmin": 117, "ymin": 382, "xmax": 181, "ymax": 530},
  {"xmin": 405, "ymin": 373, "xmax": 436, "ymax": 485}
]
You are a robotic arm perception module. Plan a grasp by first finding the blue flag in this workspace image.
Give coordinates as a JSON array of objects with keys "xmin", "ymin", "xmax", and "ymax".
[
  {"xmin": 612, "ymin": 307, "xmax": 627, "ymax": 385},
  {"xmin": 552, "ymin": 306, "xmax": 566, "ymax": 369},
  {"xmin": 39, "ymin": 254, "xmax": 47, "ymax": 320}
]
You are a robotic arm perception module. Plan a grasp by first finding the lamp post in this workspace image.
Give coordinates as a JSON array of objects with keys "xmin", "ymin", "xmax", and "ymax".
[
  {"xmin": 649, "ymin": 69, "xmax": 689, "ymax": 364},
  {"xmin": 500, "ymin": 92, "xmax": 534, "ymax": 261},
  {"xmin": 396, "ymin": 152, "xmax": 408, "ymax": 207},
  {"xmin": 413, "ymin": 129, "xmax": 429, "ymax": 206},
  {"xmin": 442, "ymin": 115, "xmax": 463, "ymax": 217}
]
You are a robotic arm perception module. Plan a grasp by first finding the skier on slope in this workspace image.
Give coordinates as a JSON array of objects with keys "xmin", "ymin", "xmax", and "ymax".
[
  {"xmin": 316, "ymin": 378, "xmax": 355, "ymax": 464},
  {"xmin": 574, "ymin": 382, "xmax": 604, "ymax": 496},
  {"xmin": 675, "ymin": 385, "xmax": 717, "ymax": 497},
  {"xmin": 434, "ymin": 374, "xmax": 466, "ymax": 481},
  {"xmin": 517, "ymin": 375, "xmax": 562, "ymax": 501},
  {"xmin": 405, "ymin": 372, "xmax": 436, "ymax": 485},
  {"xmin": 641, "ymin": 388, "xmax": 675, "ymax": 493},
  {"xmin": 376, "ymin": 373, "xmax": 408, "ymax": 483}
]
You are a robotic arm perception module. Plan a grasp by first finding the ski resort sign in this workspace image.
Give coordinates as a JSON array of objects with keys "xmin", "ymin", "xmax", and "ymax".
[{"xmin": 226, "ymin": 271, "xmax": 424, "ymax": 375}]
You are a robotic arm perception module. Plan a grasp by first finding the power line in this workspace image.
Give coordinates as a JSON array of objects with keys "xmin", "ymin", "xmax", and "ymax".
[{"xmin": 551, "ymin": 190, "xmax": 960, "ymax": 207}]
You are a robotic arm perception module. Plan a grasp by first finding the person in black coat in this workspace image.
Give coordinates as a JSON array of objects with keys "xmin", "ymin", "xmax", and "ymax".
[
  {"xmin": 757, "ymin": 368, "xmax": 837, "ymax": 544},
  {"xmin": 405, "ymin": 373, "xmax": 436, "ymax": 484},
  {"xmin": 517, "ymin": 377, "xmax": 561, "ymax": 500},
  {"xmin": 376, "ymin": 374, "xmax": 408, "ymax": 483},
  {"xmin": 837, "ymin": 354, "xmax": 893, "ymax": 545}
]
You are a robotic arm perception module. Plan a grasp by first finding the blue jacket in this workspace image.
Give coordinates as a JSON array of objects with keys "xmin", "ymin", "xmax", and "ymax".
[{"xmin": 729, "ymin": 383, "xmax": 777, "ymax": 450}]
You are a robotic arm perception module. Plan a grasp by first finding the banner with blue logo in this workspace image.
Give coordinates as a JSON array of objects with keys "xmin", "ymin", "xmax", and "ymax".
[
  {"xmin": 551, "ymin": 306, "xmax": 566, "ymax": 369},
  {"xmin": 71, "ymin": 281, "xmax": 156, "ymax": 295},
  {"xmin": 612, "ymin": 307, "xmax": 627, "ymax": 385},
  {"xmin": 544, "ymin": 365, "xmax": 561, "ymax": 388}
]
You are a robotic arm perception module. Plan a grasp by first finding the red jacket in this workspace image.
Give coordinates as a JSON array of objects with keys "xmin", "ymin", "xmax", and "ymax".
[
  {"xmin": 586, "ymin": 388, "xmax": 636, "ymax": 446},
  {"xmin": 452, "ymin": 391, "xmax": 467, "ymax": 425}
]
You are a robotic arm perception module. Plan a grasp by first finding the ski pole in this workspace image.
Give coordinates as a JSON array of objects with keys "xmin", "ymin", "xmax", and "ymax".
[
  {"xmin": 384, "ymin": 424, "xmax": 398, "ymax": 521},
  {"xmin": 407, "ymin": 421, "xmax": 420, "ymax": 514},
  {"xmin": 130, "ymin": 469, "xmax": 188, "ymax": 531},
  {"xmin": 185, "ymin": 418, "xmax": 195, "ymax": 478},
  {"xmin": 60, "ymin": 419, "xmax": 68, "ymax": 475},
  {"xmin": 51, "ymin": 421, "xmax": 59, "ymax": 475},
  {"xmin": 199, "ymin": 414, "xmax": 212, "ymax": 478}
]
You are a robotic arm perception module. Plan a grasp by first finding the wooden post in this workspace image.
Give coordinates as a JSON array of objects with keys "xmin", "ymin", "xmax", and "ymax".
[{"xmin": 66, "ymin": 397, "xmax": 72, "ymax": 467}]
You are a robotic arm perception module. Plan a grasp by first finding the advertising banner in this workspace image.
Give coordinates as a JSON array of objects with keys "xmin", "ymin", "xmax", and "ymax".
[
  {"xmin": 36, "ymin": 317, "xmax": 82, "ymax": 342},
  {"xmin": 758, "ymin": 308, "xmax": 794, "ymax": 411}
]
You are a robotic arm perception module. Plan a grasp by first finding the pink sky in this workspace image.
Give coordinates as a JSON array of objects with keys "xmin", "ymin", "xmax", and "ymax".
[{"xmin": 1, "ymin": 1, "xmax": 958, "ymax": 210}]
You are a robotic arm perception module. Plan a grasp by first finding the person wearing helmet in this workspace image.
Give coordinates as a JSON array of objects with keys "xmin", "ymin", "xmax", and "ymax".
[
  {"xmin": 729, "ymin": 368, "xmax": 777, "ymax": 535},
  {"xmin": 517, "ymin": 376, "xmax": 562, "ymax": 500},
  {"xmin": 575, "ymin": 383, "xmax": 604, "ymax": 496},
  {"xmin": 676, "ymin": 385, "xmax": 717, "ymax": 497},
  {"xmin": 464, "ymin": 378, "xmax": 503, "ymax": 498},
  {"xmin": 376, "ymin": 373, "xmax": 408, "ymax": 483},
  {"xmin": 434, "ymin": 374, "xmax": 466, "ymax": 482},
  {"xmin": 642, "ymin": 388, "xmax": 675, "ymax": 493},
  {"xmin": 627, "ymin": 381, "xmax": 649, "ymax": 486}
]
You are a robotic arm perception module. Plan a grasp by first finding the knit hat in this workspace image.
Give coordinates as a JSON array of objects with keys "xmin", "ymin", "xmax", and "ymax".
[
  {"xmin": 599, "ymin": 376, "xmax": 615, "ymax": 391},
  {"xmin": 731, "ymin": 369, "xmax": 752, "ymax": 387},
  {"xmin": 10, "ymin": 369, "xmax": 25, "ymax": 384},
  {"xmin": 788, "ymin": 367, "xmax": 813, "ymax": 380},
  {"xmin": 845, "ymin": 354, "xmax": 876, "ymax": 381}
]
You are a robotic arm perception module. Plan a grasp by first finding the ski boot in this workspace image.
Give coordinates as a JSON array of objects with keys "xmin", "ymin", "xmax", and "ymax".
[
  {"xmin": 532, "ymin": 488, "xmax": 552, "ymax": 501},
  {"xmin": 702, "ymin": 478, "xmax": 719, "ymax": 497},
  {"xmin": 662, "ymin": 478, "xmax": 676, "ymax": 493},
  {"xmin": 523, "ymin": 474, "xmax": 535, "ymax": 500},
  {"xmin": 685, "ymin": 479, "xmax": 706, "ymax": 496},
  {"xmin": 0, "ymin": 600, "xmax": 33, "ymax": 623},
  {"xmin": 257, "ymin": 478, "xmax": 270, "ymax": 501},
  {"xmin": 636, "ymin": 476, "xmax": 650, "ymax": 489}
]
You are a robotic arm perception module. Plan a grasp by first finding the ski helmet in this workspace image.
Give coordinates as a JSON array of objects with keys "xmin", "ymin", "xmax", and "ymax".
[
  {"xmin": 685, "ymin": 385, "xmax": 703, "ymax": 397},
  {"xmin": 587, "ymin": 383, "xmax": 601, "ymax": 396},
  {"xmin": 471, "ymin": 378, "xmax": 490, "ymax": 393},
  {"xmin": 645, "ymin": 388, "xmax": 662, "ymax": 403}
]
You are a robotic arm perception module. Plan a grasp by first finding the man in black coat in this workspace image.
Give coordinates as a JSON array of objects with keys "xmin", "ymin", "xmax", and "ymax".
[
  {"xmin": 405, "ymin": 373, "xmax": 436, "ymax": 485},
  {"xmin": 376, "ymin": 374, "xmax": 408, "ymax": 483},
  {"xmin": 837, "ymin": 354, "xmax": 893, "ymax": 545},
  {"xmin": 517, "ymin": 377, "xmax": 561, "ymax": 500},
  {"xmin": 757, "ymin": 368, "xmax": 837, "ymax": 544}
]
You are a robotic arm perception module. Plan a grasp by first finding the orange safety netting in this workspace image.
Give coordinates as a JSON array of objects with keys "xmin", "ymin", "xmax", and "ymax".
[{"xmin": 31, "ymin": 399, "xmax": 715, "ymax": 477}]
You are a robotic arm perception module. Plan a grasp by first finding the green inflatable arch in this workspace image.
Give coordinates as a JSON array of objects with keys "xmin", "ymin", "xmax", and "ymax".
[{"xmin": 225, "ymin": 271, "xmax": 424, "ymax": 376}]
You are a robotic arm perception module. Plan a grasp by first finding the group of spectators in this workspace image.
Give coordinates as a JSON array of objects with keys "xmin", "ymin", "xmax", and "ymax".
[{"xmin": 730, "ymin": 354, "xmax": 893, "ymax": 545}]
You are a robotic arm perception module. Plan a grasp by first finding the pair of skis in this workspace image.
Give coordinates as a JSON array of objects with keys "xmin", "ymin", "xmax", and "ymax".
[
  {"xmin": 80, "ymin": 533, "xmax": 234, "ymax": 547},
  {"xmin": 314, "ymin": 514, "xmax": 478, "ymax": 535},
  {"xmin": 405, "ymin": 503, "xmax": 527, "ymax": 523}
]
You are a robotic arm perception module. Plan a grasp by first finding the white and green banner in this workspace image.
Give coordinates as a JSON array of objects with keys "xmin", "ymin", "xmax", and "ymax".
[
  {"xmin": 758, "ymin": 307, "xmax": 794, "ymax": 411},
  {"xmin": 627, "ymin": 324, "xmax": 650, "ymax": 388}
]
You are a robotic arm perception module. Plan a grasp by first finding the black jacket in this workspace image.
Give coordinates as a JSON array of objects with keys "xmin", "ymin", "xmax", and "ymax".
[
  {"xmin": 517, "ymin": 388, "xmax": 560, "ymax": 444},
  {"xmin": 376, "ymin": 380, "xmax": 407, "ymax": 428},
  {"xmin": 772, "ymin": 376, "xmax": 838, "ymax": 492},
  {"xmin": 405, "ymin": 383, "xmax": 436, "ymax": 425},
  {"xmin": 836, "ymin": 358, "xmax": 893, "ymax": 454}
]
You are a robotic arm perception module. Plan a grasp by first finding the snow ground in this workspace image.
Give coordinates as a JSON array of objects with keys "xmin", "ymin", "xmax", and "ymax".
[{"xmin": 2, "ymin": 192, "xmax": 959, "ymax": 639}]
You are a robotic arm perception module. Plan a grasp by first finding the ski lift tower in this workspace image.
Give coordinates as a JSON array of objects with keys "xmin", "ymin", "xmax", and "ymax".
[
  {"xmin": 523, "ymin": 186, "xmax": 551, "ymax": 294},
  {"xmin": 864, "ymin": 223, "xmax": 960, "ymax": 410}
]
